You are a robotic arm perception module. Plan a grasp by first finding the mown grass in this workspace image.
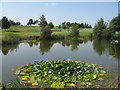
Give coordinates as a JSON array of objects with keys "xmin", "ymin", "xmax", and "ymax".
[
  {"xmin": 79, "ymin": 28, "xmax": 94, "ymax": 36},
  {"xmin": 1, "ymin": 25, "xmax": 94, "ymax": 40}
]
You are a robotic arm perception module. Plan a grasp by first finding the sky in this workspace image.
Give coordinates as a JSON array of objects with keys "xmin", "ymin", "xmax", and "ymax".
[{"xmin": 1, "ymin": 2, "xmax": 118, "ymax": 26}]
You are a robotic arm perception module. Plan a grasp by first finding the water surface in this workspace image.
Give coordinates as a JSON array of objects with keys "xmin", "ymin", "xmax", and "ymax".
[{"xmin": 1, "ymin": 39, "xmax": 119, "ymax": 88}]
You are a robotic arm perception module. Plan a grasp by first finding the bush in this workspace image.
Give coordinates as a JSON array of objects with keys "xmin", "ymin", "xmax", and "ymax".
[
  {"xmin": 70, "ymin": 24, "xmax": 79, "ymax": 37},
  {"xmin": 101, "ymin": 28, "xmax": 113, "ymax": 38},
  {"xmin": 41, "ymin": 25, "xmax": 52, "ymax": 39},
  {"xmin": 94, "ymin": 18, "xmax": 107, "ymax": 38}
]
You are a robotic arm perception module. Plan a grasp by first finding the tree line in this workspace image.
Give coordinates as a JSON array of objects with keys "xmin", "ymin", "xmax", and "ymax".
[{"xmin": 0, "ymin": 14, "xmax": 120, "ymax": 39}]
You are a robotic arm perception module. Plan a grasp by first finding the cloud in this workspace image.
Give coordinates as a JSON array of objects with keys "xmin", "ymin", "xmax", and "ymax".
[{"xmin": 44, "ymin": 3, "xmax": 57, "ymax": 6}]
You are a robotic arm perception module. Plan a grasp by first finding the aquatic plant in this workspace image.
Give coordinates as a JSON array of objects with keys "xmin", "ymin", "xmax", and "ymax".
[{"xmin": 15, "ymin": 59, "xmax": 106, "ymax": 88}]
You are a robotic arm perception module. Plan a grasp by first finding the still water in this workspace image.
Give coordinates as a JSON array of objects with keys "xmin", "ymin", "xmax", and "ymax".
[{"xmin": 1, "ymin": 39, "xmax": 119, "ymax": 88}]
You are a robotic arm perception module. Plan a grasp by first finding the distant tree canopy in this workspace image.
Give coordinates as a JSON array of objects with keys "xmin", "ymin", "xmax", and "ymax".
[
  {"xmin": 66, "ymin": 22, "xmax": 71, "ymax": 30},
  {"xmin": 109, "ymin": 14, "xmax": 120, "ymax": 33},
  {"xmin": 62, "ymin": 22, "xmax": 66, "ymax": 29},
  {"xmin": 39, "ymin": 14, "xmax": 48, "ymax": 27},
  {"xmin": 48, "ymin": 22, "xmax": 54, "ymax": 29},
  {"xmin": 9, "ymin": 20, "xmax": 21, "ymax": 25},
  {"xmin": 60, "ymin": 22, "xmax": 92, "ymax": 29},
  {"xmin": 33, "ymin": 20, "xmax": 38, "ymax": 25},
  {"xmin": 1, "ymin": 16, "xmax": 11, "ymax": 31},
  {"xmin": 27, "ymin": 19, "xmax": 34, "ymax": 25}
]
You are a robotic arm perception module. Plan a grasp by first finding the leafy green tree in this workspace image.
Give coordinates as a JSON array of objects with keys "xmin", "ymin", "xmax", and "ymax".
[
  {"xmin": 15, "ymin": 22, "xmax": 21, "ymax": 25},
  {"xmin": 39, "ymin": 14, "xmax": 48, "ymax": 27},
  {"xmin": 80, "ymin": 23, "xmax": 84, "ymax": 28},
  {"xmin": 41, "ymin": 25, "xmax": 52, "ymax": 39},
  {"xmin": 27, "ymin": 19, "xmax": 34, "ymax": 25},
  {"xmin": 94, "ymin": 18, "xmax": 107, "ymax": 38},
  {"xmin": 70, "ymin": 24, "xmax": 79, "ymax": 37},
  {"xmin": 58, "ymin": 25, "xmax": 61, "ymax": 28},
  {"xmin": 84, "ymin": 23, "xmax": 89, "ymax": 28},
  {"xmin": 33, "ymin": 20, "xmax": 38, "ymax": 25},
  {"xmin": 109, "ymin": 14, "xmax": 120, "ymax": 34},
  {"xmin": 62, "ymin": 22, "xmax": 66, "ymax": 29},
  {"xmin": 66, "ymin": 22, "xmax": 71, "ymax": 32},
  {"xmin": 9, "ymin": 20, "xmax": 16, "ymax": 25},
  {"xmin": 49, "ymin": 22, "xmax": 54, "ymax": 29},
  {"xmin": 88, "ymin": 25, "xmax": 92, "ymax": 28},
  {"xmin": 1, "ymin": 16, "xmax": 10, "ymax": 31}
]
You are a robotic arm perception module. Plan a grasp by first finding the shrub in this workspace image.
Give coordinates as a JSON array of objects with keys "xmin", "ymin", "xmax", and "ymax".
[
  {"xmin": 41, "ymin": 25, "xmax": 52, "ymax": 39},
  {"xmin": 70, "ymin": 24, "xmax": 79, "ymax": 37}
]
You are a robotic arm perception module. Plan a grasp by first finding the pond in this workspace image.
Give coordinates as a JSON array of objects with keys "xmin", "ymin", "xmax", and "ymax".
[{"xmin": 1, "ymin": 38, "xmax": 119, "ymax": 88}]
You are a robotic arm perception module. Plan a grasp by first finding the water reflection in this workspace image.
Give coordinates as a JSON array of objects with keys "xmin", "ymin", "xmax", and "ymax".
[
  {"xmin": 1, "ymin": 38, "xmax": 120, "ymax": 59},
  {"xmin": 1, "ymin": 43, "xmax": 19, "ymax": 55},
  {"xmin": 93, "ymin": 39, "xmax": 120, "ymax": 59}
]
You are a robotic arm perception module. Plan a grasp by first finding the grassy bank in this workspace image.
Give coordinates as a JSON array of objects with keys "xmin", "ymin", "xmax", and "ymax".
[{"xmin": 0, "ymin": 25, "xmax": 94, "ymax": 40}]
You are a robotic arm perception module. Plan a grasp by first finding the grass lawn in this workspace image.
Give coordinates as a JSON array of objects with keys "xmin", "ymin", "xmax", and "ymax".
[
  {"xmin": 79, "ymin": 28, "xmax": 93, "ymax": 36},
  {"xmin": 0, "ymin": 25, "xmax": 94, "ymax": 41}
]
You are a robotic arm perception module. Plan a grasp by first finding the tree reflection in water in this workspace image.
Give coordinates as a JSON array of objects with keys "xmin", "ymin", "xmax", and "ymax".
[{"xmin": 1, "ymin": 38, "xmax": 120, "ymax": 59}]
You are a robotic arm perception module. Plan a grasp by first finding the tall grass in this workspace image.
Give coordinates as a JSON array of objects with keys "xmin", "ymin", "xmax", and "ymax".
[{"xmin": 2, "ymin": 33, "xmax": 20, "ymax": 45}]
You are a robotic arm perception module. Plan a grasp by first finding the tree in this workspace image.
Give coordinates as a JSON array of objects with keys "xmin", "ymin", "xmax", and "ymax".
[
  {"xmin": 62, "ymin": 22, "xmax": 66, "ymax": 29},
  {"xmin": 66, "ymin": 22, "xmax": 71, "ymax": 32},
  {"xmin": 109, "ymin": 14, "xmax": 120, "ymax": 34},
  {"xmin": 9, "ymin": 20, "xmax": 16, "ymax": 25},
  {"xmin": 88, "ymin": 25, "xmax": 92, "ymax": 28},
  {"xmin": 27, "ymin": 19, "xmax": 34, "ymax": 25},
  {"xmin": 70, "ymin": 24, "xmax": 79, "ymax": 37},
  {"xmin": 84, "ymin": 23, "xmax": 89, "ymax": 28},
  {"xmin": 49, "ymin": 22, "xmax": 54, "ymax": 29},
  {"xmin": 33, "ymin": 20, "xmax": 38, "ymax": 25},
  {"xmin": 94, "ymin": 18, "xmax": 108, "ymax": 38},
  {"xmin": 80, "ymin": 23, "xmax": 84, "ymax": 28},
  {"xmin": 39, "ymin": 14, "xmax": 48, "ymax": 27},
  {"xmin": 15, "ymin": 22, "xmax": 21, "ymax": 25},
  {"xmin": 41, "ymin": 25, "xmax": 52, "ymax": 39},
  {"xmin": 58, "ymin": 25, "xmax": 61, "ymax": 28},
  {"xmin": 1, "ymin": 16, "xmax": 10, "ymax": 31}
]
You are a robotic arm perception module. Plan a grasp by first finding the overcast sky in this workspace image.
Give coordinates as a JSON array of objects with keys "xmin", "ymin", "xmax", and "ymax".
[{"xmin": 1, "ymin": 2, "xmax": 118, "ymax": 26}]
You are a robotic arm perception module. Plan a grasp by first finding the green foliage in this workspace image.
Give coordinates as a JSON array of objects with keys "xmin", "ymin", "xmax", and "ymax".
[
  {"xmin": 62, "ymin": 22, "xmax": 66, "ymax": 29},
  {"xmin": 33, "ymin": 20, "xmax": 38, "ymax": 25},
  {"xmin": 15, "ymin": 59, "xmax": 106, "ymax": 88},
  {"xmin": 1, "ymin": 16, "xmax": 11, "ymax": 31},
  {"xmin": 70, "ymin": 24, "xmax": 79, "ymax": 37},
  {"xmin": 58, "ymin": 25, "xmax": 61, "ymax": 28},
  {"xmin": 109, "ymin": 14, "xmax": 120, "ymax": 33},
  {"xmin": 39, "ymin": 14, "xmax": 48, "ymax": 27},
  {"xmin": 66, "ymin": 22, "xmax": 71, "ymax": 29},
  {"xmin": 101, "ymin": 28, "xmax": 113, "ymax": 38},
  {"xmin": 49, "ymin": 22, "xmax": 54, "ymax": 29},
  {"xmin": 94, "ymin": 18, "xmax": 110, "ymax": 38},
  {"xmin": 9, "ymin": 19, "xmax": 21, "ymax": 25},
  {"xmin": 41, "ymin": 25, "xmax": 52, "ymax": 39},
  {"xmin": 27, "ymin": 19, "xmax": 34, "ymax": 26}
]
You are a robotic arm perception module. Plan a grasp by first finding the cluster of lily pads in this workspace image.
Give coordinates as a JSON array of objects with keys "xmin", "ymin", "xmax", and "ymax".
[{"xmin": 15, "ymin": 59, "xmax": 106, "ymax": 88}]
